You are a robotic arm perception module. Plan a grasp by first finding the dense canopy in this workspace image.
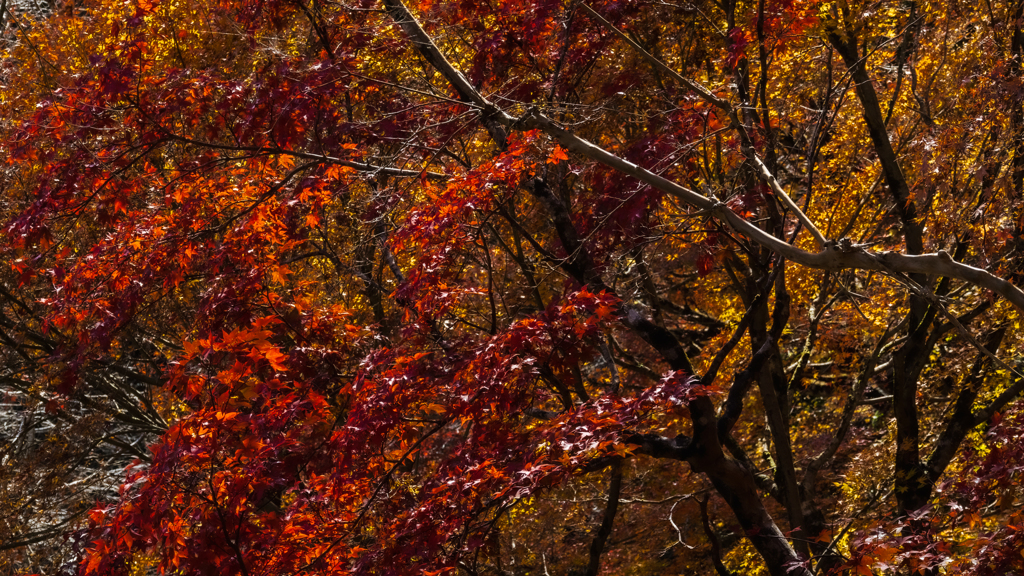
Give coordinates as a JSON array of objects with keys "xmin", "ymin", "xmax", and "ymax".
[{"xmin": 0, "ymin": 0, "xmax": 1023, "ymax": 574}]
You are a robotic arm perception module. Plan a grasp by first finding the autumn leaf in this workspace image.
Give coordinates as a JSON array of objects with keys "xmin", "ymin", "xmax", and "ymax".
[
  {"xmin": 2, "ymin": 1, "xmax": 1023, "ymax": 576},
  {"xmin": 546, "ymin": 145, "xmax": 569, "ymax": 164}
]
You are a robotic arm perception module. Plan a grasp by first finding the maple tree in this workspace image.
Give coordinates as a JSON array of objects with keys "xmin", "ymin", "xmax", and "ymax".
[{"xmin": 1, "ymin": 0, "xmax": 1024, "ymax": 574}]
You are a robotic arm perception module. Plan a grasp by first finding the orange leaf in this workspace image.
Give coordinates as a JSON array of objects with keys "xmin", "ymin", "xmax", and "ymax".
[{"xmin": 546, "ymin": 145, "xmax": 569, "ymax": 164}]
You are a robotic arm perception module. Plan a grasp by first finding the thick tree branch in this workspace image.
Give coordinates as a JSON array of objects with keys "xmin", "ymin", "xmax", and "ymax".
[
  {"xmin": 381, "ymin": 0, "xmax": 508, "ymax": 149},
  {"xmin": 717, "ymin": 340, "xmax": 773, "ymax": 437},
  {"xmin": 518, "ymin": 110, "xmax": 1024, "ymax": 313},
  {"xmin": 381, "ymin": 0, "xmax": 1024, "ymax": 315},
  {"xmin": 581, "ymin": 2, "xmax": 825, "ymax": 249},
  {"xmin": 625, "ymin": 432, "xmax": 697, "ymax": 461},
  {"xmin": 824, "ymin": 26, "xmax": 923, "ymax": 256},
  {"xmin": 701, "ymin": 268, "xmax": 778, "ymax": 388},
  {"xmin": 585, "ymin": 462, "xmax": 623, "ymax": 576},
  {"xmin": 699, "ymin": 494, "xmax": 736, "ymax": 576},
  {"xmin": 926, "ymin": 328, "xmax": 1005, "ymax": 482}
]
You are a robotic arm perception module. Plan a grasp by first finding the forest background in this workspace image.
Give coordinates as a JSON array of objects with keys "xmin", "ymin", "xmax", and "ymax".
[{"xmin": 0, "ymin": 0, "xmax": 1023, "ymax": 574}]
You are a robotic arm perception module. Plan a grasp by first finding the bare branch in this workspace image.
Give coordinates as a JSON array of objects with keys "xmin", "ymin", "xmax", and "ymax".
[
  {"xmin": 585, "ymin": 462, "xmax": 623, "ymax": 576},
  {"xmin": 381, "ymin": 0, "xmax": 1024, "ymax": 315},
  {"xmin": 518, "ymin": 110, "xmax": 1024, "ymax": 314},
  {"xmin": 753, "ymin": 156, "xmax": 827, "ymax": 248}
]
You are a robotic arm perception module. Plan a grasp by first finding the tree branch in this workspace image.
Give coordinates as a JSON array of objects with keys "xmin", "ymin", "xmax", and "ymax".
[
  {"xmin": 585, "ymin": 462, "xmax": 623, "ymax": 576},
  {"xmin": 381, "ymin": 0, "xmax": 1024, "ymax": 316}
]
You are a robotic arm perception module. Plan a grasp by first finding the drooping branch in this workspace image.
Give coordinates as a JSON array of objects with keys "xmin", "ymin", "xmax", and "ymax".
[
  {"xmin": 162, "ymin": 135, "xmax": 449, "ymax": 180},
  {"xmin": 375, "ymin": 4, "xmax": 981, "ymax": 576}
]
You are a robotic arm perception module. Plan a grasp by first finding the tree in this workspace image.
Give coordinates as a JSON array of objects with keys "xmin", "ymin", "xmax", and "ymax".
[{"xmin": 1, "ymin": 0, "xmax": 1023, "ymax": 574}]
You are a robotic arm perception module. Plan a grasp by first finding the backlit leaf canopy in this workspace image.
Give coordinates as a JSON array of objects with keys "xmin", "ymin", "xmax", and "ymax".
[{"xmin": 0, "ymin": 0, "xmax": 1023, "ymax": 574}]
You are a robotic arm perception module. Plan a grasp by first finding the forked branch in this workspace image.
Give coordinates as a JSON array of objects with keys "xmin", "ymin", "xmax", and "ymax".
[{"xmin": 380, "ymin": 0, "xmax": 1024, "ymax": 316}]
